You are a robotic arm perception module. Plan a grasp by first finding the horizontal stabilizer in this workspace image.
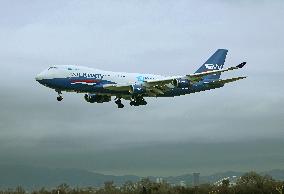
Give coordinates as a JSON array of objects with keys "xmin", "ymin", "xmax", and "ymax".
[{"xmin": 237, "ymin": 62, "xmax": 246, "ymax": 68}]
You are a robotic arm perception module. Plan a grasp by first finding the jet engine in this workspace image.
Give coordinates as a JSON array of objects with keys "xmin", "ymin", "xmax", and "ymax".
[
  {"xmin": 129, "ymin": 84, "xmax": 146, "ymax": 95},
  {"xmin": 172, "ymin": 78, "xmax": 191, "ymax": 88},
  {"xmin": 84, "ymin": 94, "xmax": 111, "ymax": 103}
]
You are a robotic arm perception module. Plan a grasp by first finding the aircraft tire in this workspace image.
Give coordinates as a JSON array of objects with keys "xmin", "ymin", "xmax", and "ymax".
[
  {"xmin": 118, "ymin": 104, "xmax": 124, "ymax": 108},
  {"xmin": 57, "ymin": 96, "xmax": 63, "ymax": 101}
]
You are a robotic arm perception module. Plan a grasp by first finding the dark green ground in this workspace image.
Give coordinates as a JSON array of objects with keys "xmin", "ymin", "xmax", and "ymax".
[{"xmin": 1, "ymin": 172, "xmax": 284, "ymax": 194}]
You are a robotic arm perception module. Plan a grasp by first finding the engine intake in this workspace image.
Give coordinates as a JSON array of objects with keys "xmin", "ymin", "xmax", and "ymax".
[
  {"xmin": 129, "ymin": 84, "xmax": 146, "ymax": 95},
  {"xmin": 172, "ymin": 78, "xmax": 190, "ymax": 88},
  {"xmin": 84, "ymin": 94, "xmax": 111, "ymax": 103}
]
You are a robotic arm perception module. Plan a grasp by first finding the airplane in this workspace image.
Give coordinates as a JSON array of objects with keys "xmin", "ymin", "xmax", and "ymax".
[{"xmin": 35, "ymin": 49, "xmax": 246, "ymax": 108}]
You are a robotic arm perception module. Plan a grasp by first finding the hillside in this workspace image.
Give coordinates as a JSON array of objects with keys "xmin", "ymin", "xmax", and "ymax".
[{"xmin": 0, "ymin": 165, "xmax": 283, "ymax": 189}]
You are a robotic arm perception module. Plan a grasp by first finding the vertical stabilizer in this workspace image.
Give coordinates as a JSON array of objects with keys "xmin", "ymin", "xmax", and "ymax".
[{"xmin": 195, "ymin": 49, "xmax": 228, "ymax": 80}]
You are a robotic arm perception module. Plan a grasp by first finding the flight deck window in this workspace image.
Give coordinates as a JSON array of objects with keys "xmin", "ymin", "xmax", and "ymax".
[{"xmin": 48, "ymin": 67, "xmax": 57, "ymax": 70}]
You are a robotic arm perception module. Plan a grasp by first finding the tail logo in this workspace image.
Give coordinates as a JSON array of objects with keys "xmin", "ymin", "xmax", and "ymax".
[{"xmin": 204, "ymin": 64, "xmax": 223, "ymax": 70}]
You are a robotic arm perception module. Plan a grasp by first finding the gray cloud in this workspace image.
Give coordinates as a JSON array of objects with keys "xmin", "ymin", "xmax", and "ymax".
[{"xmin": 0, "ymin": 0, "xmax": 283, "ymax": 176}]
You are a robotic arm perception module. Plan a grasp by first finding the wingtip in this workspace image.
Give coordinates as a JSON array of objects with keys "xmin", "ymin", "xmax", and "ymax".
[{"xmin": 237, "ymin": 62, "xmax": 247, "ymax": 68}]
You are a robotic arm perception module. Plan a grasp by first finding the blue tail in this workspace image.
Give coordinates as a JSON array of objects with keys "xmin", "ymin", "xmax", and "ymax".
[{"xmin": 195, "ymin": 49, "xmax": 228, "ymax": 80}]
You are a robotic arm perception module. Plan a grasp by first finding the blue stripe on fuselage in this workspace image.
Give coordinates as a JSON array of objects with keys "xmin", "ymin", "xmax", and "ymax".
[
  {"xmin": 38, "ymin": 77, "xmax": 224, "ymax": 96},
  {"xmin": 37, "ymin": 77, "xmax": 119, "ymax": 94}
]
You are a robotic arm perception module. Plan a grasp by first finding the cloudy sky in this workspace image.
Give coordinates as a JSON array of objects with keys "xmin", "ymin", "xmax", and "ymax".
[{"xmin": 0, "ymin": 0, "xmax": 283, "ymax": 176}]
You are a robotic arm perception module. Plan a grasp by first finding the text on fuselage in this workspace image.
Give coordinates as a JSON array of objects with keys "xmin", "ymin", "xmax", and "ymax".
[{"xmin": 71, "ymin": 73, "xmax": 104, "ymax": 79}]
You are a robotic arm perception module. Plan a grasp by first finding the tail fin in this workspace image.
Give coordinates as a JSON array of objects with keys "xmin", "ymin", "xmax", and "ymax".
[{"xmin": 195, "ymin": 49, "xmax": 228, "ymax": 80}]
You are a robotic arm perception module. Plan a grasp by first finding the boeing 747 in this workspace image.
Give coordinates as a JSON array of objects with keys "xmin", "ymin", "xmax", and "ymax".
[{"xmin": 35, "ymin": 49, "xmax": 246, "ymax": 108}]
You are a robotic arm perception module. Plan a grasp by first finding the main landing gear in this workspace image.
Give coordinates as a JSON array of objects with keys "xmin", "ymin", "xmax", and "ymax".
[
  {"xmin": 114, "ymin": 96, "xmax": 147, "ymax": 108},
  {"xmin": 56, "ymin": 91, "xmax": 63, "ymax": 102},
  {"xmin": 130, "ymin": 96, "xmax": 147, "ymax": 106},
  {"xmin": 115, "ymin": 98, "xmax": 124, "ymax": 109}
]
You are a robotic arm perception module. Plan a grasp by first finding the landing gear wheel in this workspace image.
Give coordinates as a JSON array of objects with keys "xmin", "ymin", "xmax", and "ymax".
[
  {"xmin": 130, "ymin": 96, "xmax": 147, "ymax": 106},
  {"xmin": 115, "ymin": 98, "xmax": 124, "ymax": 108},
  {"xmin": 141, "ymin": 100, "xmax": 147, "ymax": 106},
  {"xmin": 56, "ymin": 90, "xmax": 63, "ymax": 102},
  {"xmin": 57, "ymin": 96, "xmax": 63, "ymax": 101},
  {"xmin": 118, "ymin": 104, "xmax": 124, "ymax": 108}
]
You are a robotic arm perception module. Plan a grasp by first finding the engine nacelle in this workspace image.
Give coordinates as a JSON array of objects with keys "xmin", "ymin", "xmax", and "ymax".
[
  {"xmin": 172, "ymin": 78, "xmax": 190, "ymax": 88},
  {"xmin": 84, "ymin": 94, "xmax": 111, "ymax": 103},
  {"xmin": 129, "ymin": 84, "xmax": 146, "ymax": 95}
]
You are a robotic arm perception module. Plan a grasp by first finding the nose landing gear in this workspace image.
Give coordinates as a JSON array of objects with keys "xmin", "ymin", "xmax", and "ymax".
[
  {"xmin": 57, "ymin": 96, "xmax": 63, "ymax": 101},
  {"xmin": 56, "ymin": 91, "xmax": 63, "ymax": 102}
]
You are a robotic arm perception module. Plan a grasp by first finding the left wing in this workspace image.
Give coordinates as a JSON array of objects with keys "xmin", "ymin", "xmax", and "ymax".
[
  {"xmin": 205, "ymin": 76, "xmax": 247, "ymax": 86},
  {"xmin": 185, "ymin": 62, "xmax": 246, "ymax": 82}
]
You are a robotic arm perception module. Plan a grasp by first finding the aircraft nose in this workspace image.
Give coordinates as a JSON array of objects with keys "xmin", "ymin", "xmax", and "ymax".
[{"xmin": 35, "ymin": 72, "xmax": 45, "ymax": 81}]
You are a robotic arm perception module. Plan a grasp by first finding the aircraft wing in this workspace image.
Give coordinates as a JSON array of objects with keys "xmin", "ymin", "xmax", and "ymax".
[
  {"xmin": 185, "ymin": 62, "xmax": 246, "ymax": 82},
  {"xmin": 103, "ymin": 82, "xmax": 171, "ymax": 95},
  {"xmin": 103, "ymin": 62, "xmax": 246, "ymax": 95},
  {"xmin": 145, "ymin": 62, "xmax": 246, "ymax": 86}
]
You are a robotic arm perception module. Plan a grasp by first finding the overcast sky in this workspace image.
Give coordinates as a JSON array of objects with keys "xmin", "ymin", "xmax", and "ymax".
[{"xmin": 0, "ymin": 0, "xmax": 283, "ymax": 176}]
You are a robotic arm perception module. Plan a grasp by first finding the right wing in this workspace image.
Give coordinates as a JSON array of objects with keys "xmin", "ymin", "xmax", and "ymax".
[{"xmin": 103, "ymin": 62, "xmax": 247, "ymax": 95}]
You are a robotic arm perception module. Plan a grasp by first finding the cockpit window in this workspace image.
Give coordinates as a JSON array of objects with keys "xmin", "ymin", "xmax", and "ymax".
[
  {"xmin": 48, "ymin": 67, "xmax": 57, "ymax": 70},
  {"xmin": 67, "ymin": 67, "xmax": 80, "ymax": 70}
]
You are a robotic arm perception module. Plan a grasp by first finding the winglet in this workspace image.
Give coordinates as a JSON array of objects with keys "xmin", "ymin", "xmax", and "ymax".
[{"xmin": 237, "ymin": 62, "xmax": 246, "ymax": 68}]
